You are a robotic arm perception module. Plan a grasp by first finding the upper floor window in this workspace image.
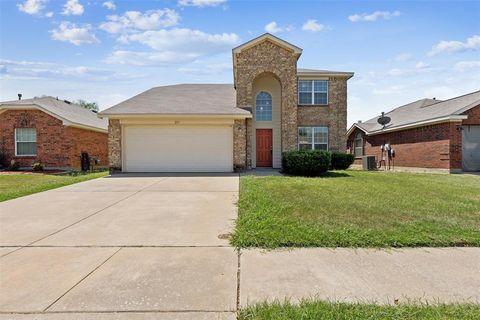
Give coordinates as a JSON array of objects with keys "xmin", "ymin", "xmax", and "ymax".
[
  {"xmin": 15, "ymin": 128, "xmax": 37, "ymax": 156},
  {"xmin": 255, "ymin": 91, "xmax": 272, "ymax": 121},
  {"xmin": 298, "ymin": 80, "xmax": 328, "ymax": 105},
  {"xmin": 354, "ymin": 132, "xmax": 363, "ymax": 156}
]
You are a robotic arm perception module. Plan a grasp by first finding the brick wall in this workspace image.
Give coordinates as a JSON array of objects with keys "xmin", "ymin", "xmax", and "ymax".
[
  {"xmin": 0, "ymin": 109, "xmax": 107, "ymax": 169},
  {"xmin": 347, "ymin": 105, "xmax": 480, "ymax": 170},
  {"xmin": 347, "ymin": 123, "xmax": 461, "ymax": 169},
  {"xmin": 462, "ymin": 104, "xmax": 480, "ymax": 125},
  {"xmin": 66, "ymin": 127, "xmax": 108, "ymax": 169}
]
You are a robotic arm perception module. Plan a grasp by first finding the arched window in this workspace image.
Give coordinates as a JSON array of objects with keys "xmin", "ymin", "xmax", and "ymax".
[
  {"xmin": 354, "ymin": 132, "xmax": 363, "ymax": 156},
  {"xmin": 255, "ymin": 91, "xmax": 272, "ymax": 121}
]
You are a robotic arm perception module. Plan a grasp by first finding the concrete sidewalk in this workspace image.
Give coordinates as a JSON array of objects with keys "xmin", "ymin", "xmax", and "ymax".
[{"xmin": 240, "ymin": 247, "xmax": 480, "ymax": 306}]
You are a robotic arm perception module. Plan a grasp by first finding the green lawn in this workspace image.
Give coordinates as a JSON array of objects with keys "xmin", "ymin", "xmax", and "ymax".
[
  {"xmin": 239, "ymin": 301, "xmax": 480, "ymax": 320},
  {"xmin": 0, "ymin": 171, "xmax": 109, "ymax": 202},
  {"xmin": 231, "ymin": 171, "xmax": 480, "ymax": 248}
]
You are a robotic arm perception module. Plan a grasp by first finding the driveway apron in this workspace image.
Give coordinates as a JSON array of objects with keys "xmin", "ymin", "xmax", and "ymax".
[{"xmin": 0, "ymin": 174, "xmax": 239, "ymax": 319}]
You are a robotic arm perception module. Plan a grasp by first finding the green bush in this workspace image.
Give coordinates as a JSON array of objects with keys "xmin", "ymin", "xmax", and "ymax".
[
  {"xmin": 282, "ymin": 150, "xmax": 331, "ymax": 176},
  {"xmin": 331, "ymin": 152, "xmax": 355, "ymax": 170},
  {"xmin": 32, "ymin": 162, "xmax": 44, "ymax": 172}
]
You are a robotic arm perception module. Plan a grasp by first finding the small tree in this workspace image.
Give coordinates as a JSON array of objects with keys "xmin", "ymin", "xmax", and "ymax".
[{"xmin": 76, "ymin": 99, "xmax": 99, "ymax": 112}]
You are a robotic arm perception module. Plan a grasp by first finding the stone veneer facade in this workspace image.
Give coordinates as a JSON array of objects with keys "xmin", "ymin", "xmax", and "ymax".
[
  {"xmin": 108, "ymin": 119, "xmax": 122, "ymax": 171},
  {"xmin": 233, "ymin": 38, "xmax": 349, "ymax": 169},
  {"xmin": 297, "ymin": 77, "xmax": 348, "ymax": 152},
  {"xmin": 234, "ymin": 39, "xmax": 299, "ymax": 168},
  {"xmin": 233, "ymin": 119, "xmax": 247, "ymax": 169}
]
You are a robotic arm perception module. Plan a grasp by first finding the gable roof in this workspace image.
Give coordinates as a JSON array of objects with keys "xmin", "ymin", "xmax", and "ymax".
[
  {"xmin": 99, "ymin": 84, "xmax": 251, "ymax": 118},
  {"xmin": 232, "ymin": 33, "xmax": 303, "ymax": 55},
  {"xmin": 348, "ymin": 91, "xmax": 480, "ymax": 136},
  {"xmin": 0, "ymin": 96, "xmax": 108, "ymax": 132},
  {"xmin": 297, "ymin": 68, "xmax": 354, "ymax": 79}
]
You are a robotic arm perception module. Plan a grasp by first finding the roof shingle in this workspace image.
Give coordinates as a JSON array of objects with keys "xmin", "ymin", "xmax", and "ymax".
[
  {"xmin": 355, "ymin": 91, "xmax": 480, "ymax": 134},
  {"xmin": 0, "ymin": 96, "xmax": 107, "ymax": 131},
  {"xmin": 99, "ymin": 84, "xmax": 251, "ymax": 116}
]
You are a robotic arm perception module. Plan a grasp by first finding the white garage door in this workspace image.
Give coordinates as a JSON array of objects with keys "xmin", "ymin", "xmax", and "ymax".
[
  {"xmin": 124, "ymin": 125, "xmax": 233, "ymax": 172},
  {"xmin": 462, "ymin": 125, "xmax": 480, "ymax": 171}
]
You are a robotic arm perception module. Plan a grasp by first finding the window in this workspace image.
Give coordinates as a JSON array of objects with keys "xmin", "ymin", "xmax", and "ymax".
[
  {"xmin": 298, "ymin": 127, "xmax": 328, "ymax": 150},
  {"xmin": 255, "ymin": 91, "xmax": 272, "ymax": 121},
  {"xmin": 354, "ymin": 132, "xmax": 363, "ymax": 156},
  {"xmin": 298, "ymin": 80, "xmax": 328, "ymax": 105},
  {"xmin": 15, "ymin": 128, "xmax": 37, "ymax": 156}
]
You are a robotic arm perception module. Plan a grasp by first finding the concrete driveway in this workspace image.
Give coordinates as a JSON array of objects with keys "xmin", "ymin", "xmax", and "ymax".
[{"xmin": 0, "ymin": 174, "xmax": 239, "ymax": 319}]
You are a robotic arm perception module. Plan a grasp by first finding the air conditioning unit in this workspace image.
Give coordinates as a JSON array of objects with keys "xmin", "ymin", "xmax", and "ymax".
[{"xmin": 362, "ymin": 156, "xmax": 376, "ymax": 170}]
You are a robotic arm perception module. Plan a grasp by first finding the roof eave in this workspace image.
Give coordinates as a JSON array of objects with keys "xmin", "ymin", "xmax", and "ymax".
[
  {"xmin": 0, "ymin": 104, "xmax": 108, "ymax": 132},
  {"xmin": 297, "ymin": 72, "xmax": 354, "ymax": 79},
  {"xmin": 97, "ymin": 113, "xmax": 252, "ymax": 119},
  {"xmin": 453, "ymin": 100, "xmax": 480, "ymax": 115},
  {"xmin": 347, "ymin": 123, "xmax": 368, "ymax": 136},
  {"xmin": 66, "ymin": 122, "xmax": 108, "ymax": 133},
  {"xmin": 365, "ymin": 116, "xmax": 468, "ymax": 136}
]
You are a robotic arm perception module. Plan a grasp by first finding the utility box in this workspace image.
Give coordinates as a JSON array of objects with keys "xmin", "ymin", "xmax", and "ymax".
[{"xmin": 362, "ymin": 156, "xmax": 376, "ymax": 170}]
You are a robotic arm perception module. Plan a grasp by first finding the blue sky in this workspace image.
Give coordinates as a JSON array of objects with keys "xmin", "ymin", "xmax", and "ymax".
[{"xmin": 1, "ymin": 0, "xmax": 479, "ymax": 126}]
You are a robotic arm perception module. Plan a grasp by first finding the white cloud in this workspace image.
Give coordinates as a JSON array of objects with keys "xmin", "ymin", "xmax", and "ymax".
[
  {"xmin": 302, "ymin": 19, "xmax": 325, "ymax": 32},
  {"xmin": 178, "ymin": 0, "xmax": 226, "ymax": 7},
  {"xmin": 17, "ymin": 0, "xmax": 47, "ymax": 15},
  {"xmin": 0, "ymin": 59, "xmax": 126, "ymax": 81},
  {"xmin": 415, "ymin": 61, "xmax": 430, "ymax": 69},
  {"xmin": 100, "ymin": 9, "xmax": 179, "ymax": 34},
  {"xmin": 102, "ymin": 1, "xmax": 116, "ymax": 10},
  {"xmin": 119, "ymin": 28, "xmax": 239, "ymax": 50},
  {"xmin": 265, "ymin": 21, "xmax": 283, "ymax": 34},
  {"xmin": 45, "ymin": 11, "xmax": 54, "ymax": 17},
  {"xmin": 61, "ymin": 0, "xmax": 84, "ymax": 16},
  {"xmin": 348, "ymin": 11, "xmax": 400, "ymax": 22},
  {"xmin": 454, "ymin": 60, "xmax": 480, "ymax": 71},
  {"xmin": 105, "ymin": 50, "xmax": 199, "ymax": 65},
  {"xmin": 428, "ymin": 35, "xmax": 480, "ymax": 56},
  {"xmin": 50, "ymin": 22, "xmax": 99, "ymax": 46},
  {"xmin": 394, "ymin": 52, "xmax": 412, "ymax": 62},
  {"xmin": 106, "ymin": 28, "xmax": 239, "ymax": 65}
]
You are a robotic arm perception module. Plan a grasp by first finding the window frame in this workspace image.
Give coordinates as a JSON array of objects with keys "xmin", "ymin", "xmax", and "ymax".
[
  {"xmin": 298, "ymin": 126, "xmax": 329, "ymax": 151},
  {"xmin": 255, "ymin": 91, "xmax": 273, "ymax": 122},
  {"xmin": 298, "ymin": 80, "xmax": 329, "ymax": 105},
  {"xmin": 15, "ymin": 128, "xmax": 37, "ymax": 156},
  {"xmin": 354, "ymin": 132, "xmax": 364, "ymax": 157}
]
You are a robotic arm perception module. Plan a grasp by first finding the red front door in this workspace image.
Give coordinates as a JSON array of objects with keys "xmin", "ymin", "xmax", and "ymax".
[{"xmin": 256, "ymin": 129, "xmax": 273, "ymax": 167}]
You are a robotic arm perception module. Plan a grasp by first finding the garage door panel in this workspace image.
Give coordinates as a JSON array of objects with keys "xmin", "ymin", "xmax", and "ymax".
[
  {"xmin": 462, "ymin": 125, "xmax": 480, "ymax": 172},
  {"xmin": 124, "ymin": 126, "xmax": 233, "ymax": 172}
]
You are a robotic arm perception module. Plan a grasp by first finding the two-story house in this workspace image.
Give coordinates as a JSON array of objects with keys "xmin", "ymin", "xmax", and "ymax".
[{"xmin": 99, "ymin": 33, "xmax": 354, "ymax": 172}]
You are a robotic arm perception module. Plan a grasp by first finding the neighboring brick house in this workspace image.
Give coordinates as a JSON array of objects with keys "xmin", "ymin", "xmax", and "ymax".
[
  {"xmin": 347, "ymin": 91, "xmax": 480, "ymax": 172},
  {"xmin": 0, "ymin": 96, "xmax": 108, "ymax": 170},
  {"xmin": 99, "ymin": 33, "xmax": 354, "ymax": 172}
]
